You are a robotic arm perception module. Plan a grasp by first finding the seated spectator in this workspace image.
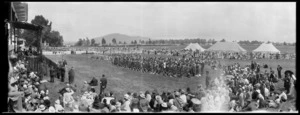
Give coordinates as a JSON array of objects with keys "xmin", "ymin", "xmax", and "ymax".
[{"xmin": 89, "ymin": 77, "xmax": 98, "ymax": 86}]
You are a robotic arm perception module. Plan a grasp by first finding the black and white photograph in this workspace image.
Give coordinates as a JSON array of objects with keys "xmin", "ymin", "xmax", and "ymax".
[{"xmin": 5, "ymin": 2, "xmax": 297, "ymax": 113}]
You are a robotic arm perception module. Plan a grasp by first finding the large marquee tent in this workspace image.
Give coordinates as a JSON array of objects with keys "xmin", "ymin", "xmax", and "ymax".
[
  {"xmin": 206, "ymin": 41, "xmax": 246, "ymax": 52},
  {"xmin": 184, "ymin": 43, "xmax": 206, "ymax": 51},
  {"xmin": 252, "ymin": 43, "xmax": 280, "ymax": 54}
]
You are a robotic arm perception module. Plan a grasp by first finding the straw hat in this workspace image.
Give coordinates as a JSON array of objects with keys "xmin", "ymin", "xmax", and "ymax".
[
  {"xmin": 124, "ymin": 94, "xmax": 130, "ymax": 100},
  {"xmin": 161, "ymin": 102, "xmax": 168, "ymax": 108},
  {"xmin": 140, "ymin": 93, "xmax": 145, "ymax": 98},
  {"xmin": 55, "ymin": 99, "xmax": 60, "ymax": 105},
  {"xmin": 191, "ymin": 98, "xmax": 201, "ymax": 105},
  {"xmin": 39, "ymin": 104, "xmax": 46, "ymax": 111},
  {"xmin": 48, "ymin": 106, "xmax": 56, "ymax": 112}
]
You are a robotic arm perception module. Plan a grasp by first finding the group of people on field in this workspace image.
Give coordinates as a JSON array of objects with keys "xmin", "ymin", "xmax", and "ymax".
[{"xmin": 110, "ymin": 54, "xmax": 221, "ymax": 78}]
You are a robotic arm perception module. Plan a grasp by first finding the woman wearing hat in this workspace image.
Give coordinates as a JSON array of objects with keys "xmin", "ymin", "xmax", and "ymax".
[
  {"xmin": 139, "ymin": 93, "xmax": 149, "ymax": 112},
  {"xmin": 54, "ymin": 99, "xmax": 64, "ymax": 113},
  {"xmin": 121, "ymin": 94, "xmax": 131, "ymax": 112}
]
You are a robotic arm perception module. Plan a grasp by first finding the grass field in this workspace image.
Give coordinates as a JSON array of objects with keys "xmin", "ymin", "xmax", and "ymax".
[{"xmin": 44, "ymin": 52, "xmax": 295, "ymax": 109}]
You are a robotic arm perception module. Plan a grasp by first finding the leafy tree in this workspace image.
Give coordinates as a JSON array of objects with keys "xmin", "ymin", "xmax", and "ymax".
[
  {"xmin": 123, "ymin": 41, "xmax": 127, "ymax": 44},
  {"xmin": 91, "ymin": 39, "xmax": 96, "ymax": 46},
  {"xmin": 86, "ymin": 37, "xmax": 90, "ymax": 46},
  {"xmin": 220, "ymin": 38, "xmax": 226, "ymax": 42},
  {"xmin": 112, "ymin": 38, "xmax": 117, "ymax": 44},
  {"xmin": 118, "ymin": 41, "xmax": 122, "ymax": 44},
  {"xmin": 75, "ymin": 38, "xmax": 83, "ymax": 46},
  {"xmin": 283, "ymin": 42, "xmax": 287, "ymax": 46},
  {"xmin": 134, "ymin": 40, "xmax": 137, "ymax": 44},
  {"xmin": 101, "ymin": 38, "xmax": 106, "ymax": 45},
  {"xmin": 21, "ymin": 15, "xmax": 63, "ymax": 47}
]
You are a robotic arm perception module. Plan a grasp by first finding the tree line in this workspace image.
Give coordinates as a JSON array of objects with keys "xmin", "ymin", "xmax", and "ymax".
[
  {"xmin": 74, "ymin": 37, "xmax": 295, "ymax": 47},
  {"xmin": 21, "ymin": 15, "xmax": 64, "ymax": 47}
]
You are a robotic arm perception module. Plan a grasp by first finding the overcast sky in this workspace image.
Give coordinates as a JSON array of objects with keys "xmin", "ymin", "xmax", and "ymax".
[{"xmin": 27, "ymin": 2, "xmax": 295, "ymax": 43}]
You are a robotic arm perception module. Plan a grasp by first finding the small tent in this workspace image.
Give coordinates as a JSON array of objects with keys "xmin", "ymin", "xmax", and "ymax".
[
  {"xmin": 184, "ymin": 43, "xmax": 206, "ymax": 51},
  {"xmin": 207, "ymin": 41, "xmax": 246, "ymax": 52},
  {"xmin": 252, "ymin": 43, "xmax": 280, "ymax": 54}
]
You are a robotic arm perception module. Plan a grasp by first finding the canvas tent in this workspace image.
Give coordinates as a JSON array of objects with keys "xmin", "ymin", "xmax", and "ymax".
[
  {"xmin": 252, "ymin": 43, "xmax": 280, "ymax": 54},
  {"xmin": 184, "ymin": 43, "xmax": 205, "ymax": 51},
  {"xmin": 207, "ymin": 41, "xmax": 246, "ymax": 52}
]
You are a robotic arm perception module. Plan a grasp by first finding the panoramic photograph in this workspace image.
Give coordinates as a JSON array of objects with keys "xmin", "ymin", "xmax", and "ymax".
[{"xmin": 6, "ymin": 2, "xmax": 297, "ymax": 113}]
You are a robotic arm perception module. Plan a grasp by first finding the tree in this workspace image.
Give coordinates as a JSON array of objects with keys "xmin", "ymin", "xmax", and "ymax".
[
  {"xmin": 75, "ymin": 38, "xmax": 83, "ymax": 46},
  {"xmin": 134, "ymin": 40, "xmax": 137, "ymax": 44},
  {"xmin": 112, "ymin": 38, "xmax": 117, "ymax": 44},
  {"xmin": 101, "ymin": 38, "xmax": 106, "ymax": 45},
  {"xmin": 86, "ymin": 37, "xmax": 90, "ymax": 46},
  {"xmin": 91, "ymin": 39, "xmax": 96, "ymax": 46},
  {"xmin": 21, "ymin": 15, "xmax": 63, "ymax": 47},
  {"xmin": 283, "ymin": 42, "xmax": 287, "ymax": 46},
  {"xmin": 123, "ymin": 41, "xmax": 127, "ymax": 44},
  {"xmin": 220, "ymin": 38, "xmax": 226, "ymax": 42},
  {"xmin": 118, "ymin": 41, "xmax": 122, "ymax": 44}
]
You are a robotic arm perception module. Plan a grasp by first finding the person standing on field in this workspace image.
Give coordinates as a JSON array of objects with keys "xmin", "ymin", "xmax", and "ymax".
[
  {"xmin": 68, "ymin": 67, "xmax": 75, "ymax": 84},
  {"xmin": 100, "ymin": 74, "xmax": 107, "ymax": 95},
  {"xmin": 206, "ymin": 71, "xmax": 211, "ymax": 89},
  {"xmin": 277, "ymin": 65, "xmax": 282, "ymax": 79}
]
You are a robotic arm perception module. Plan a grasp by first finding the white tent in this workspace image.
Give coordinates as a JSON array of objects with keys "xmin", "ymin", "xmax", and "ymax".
[
  {"xmin": 184, "ymin": 43, "xmax": 206, "ymax": 51},
  {"xmin": 207, "ymin": 41, "xmax": 246, "ymax": 52},
  {"xmin": 253, "ymin": 43, "xmax": 280, "ymax": 54}
]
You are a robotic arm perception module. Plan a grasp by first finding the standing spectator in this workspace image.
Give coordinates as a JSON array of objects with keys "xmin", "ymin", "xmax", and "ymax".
[
  {"xmin": 206, "ymin": 71, "xmax": 211, "ymax": 89},
  {"xmin": 283, "ymin": 72, "xmax": 291, "ymax": 94},
  {"xmin": 100, "ymin": 74, "xmax": 107, "ymax": 95},
  {"xmin": 49, "ymin": 66, "xmax": 55, "ymax": 83},
  {"xmin": 60, "ymin": 63, "xmax": 66, "ymax": 83},
  {"xmin": 277, "ymin": 65, "xmax": 282, "ymax": 79},
  {"xmin": 68, "ymin": 67, "xmax": 75, "ymax": 84}
]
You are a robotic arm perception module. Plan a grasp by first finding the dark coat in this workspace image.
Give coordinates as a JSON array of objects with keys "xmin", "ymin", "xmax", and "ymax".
[{"xmin": 68, "ymin": 69, "xmax": 75, "ymax": 84}]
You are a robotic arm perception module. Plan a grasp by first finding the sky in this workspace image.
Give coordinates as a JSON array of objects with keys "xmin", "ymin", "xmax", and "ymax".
[{"xmin": 26, "ymin": 2, "xmax": 296, "ymax": 43}]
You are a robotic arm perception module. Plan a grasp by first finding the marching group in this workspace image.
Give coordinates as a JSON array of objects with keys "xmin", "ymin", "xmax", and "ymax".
[{"xmin": 111, "ymin": 54, "xmax": 221, "ymax": 78}]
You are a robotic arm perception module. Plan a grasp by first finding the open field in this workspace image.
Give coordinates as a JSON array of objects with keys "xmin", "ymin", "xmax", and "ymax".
[{"xmin": 44, "ymin": 53, "xmax": 295, "ymax": 108}]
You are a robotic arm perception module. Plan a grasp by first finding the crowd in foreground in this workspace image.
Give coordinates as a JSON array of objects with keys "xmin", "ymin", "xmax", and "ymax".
[{"xmin": 8, "ymin": 49, "xmax": 297, "ymax": 113}]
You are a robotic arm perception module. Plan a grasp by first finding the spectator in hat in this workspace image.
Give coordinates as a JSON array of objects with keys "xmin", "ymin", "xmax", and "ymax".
[
  {"xmin": 283, "ymin": 73, "xmax": 291, "ymax": 94},
  {"xmin": 54, "ymin": 99, "xmax": 64, "ymax": 113},
  {"xmin": 277, "ymin": 65, "xmax": 282, "ymax": 79},
  {"xmin": 81, "ymin": 81, "xmax": 91, "ymax": 94},
  {"xmin": 100, "ymin": 74, "xmax": 107, "ymax": 95},
  {"xmin": 89, "ymin": 77, "xmax": 98, "ymax": 86},
  {"xmin": 206, "ymin": 71, "xmax": 211, "ymax": 89},
  {"xmin": 139, "ymin": 93, "xmax": 149, "ymax": 112},
  {"xmin": 179, "ymin": 89, "xmax": 187, "ymax": 104},
  {"xmin": 121, "ymin": 94, "xmax": 131, "ymax": 112},
  {"xmin": 68, "ymin": 67, "xmax": 75, "ymax": 84},
  {"xmin": 130, "ymin": 92, "xmax": 140, "ymax": 112},
  {"xmin": 49, "ymin": 66, "xmax": 55, "ymax": 83},
  {"xmin": 173, "ymin": 91, "xmax": 184, "ymax": 111}
]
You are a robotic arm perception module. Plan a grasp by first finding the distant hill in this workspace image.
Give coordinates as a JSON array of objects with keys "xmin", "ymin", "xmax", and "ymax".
[{"xmin": 93, "ymin": 33, "xmax": 150, "ymax": 45}]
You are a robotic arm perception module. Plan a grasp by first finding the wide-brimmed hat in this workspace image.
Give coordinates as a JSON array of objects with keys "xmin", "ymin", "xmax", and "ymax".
[
  {"xmin": 55, "ymin": 99, "xmax": 60, "ymax": 104},
  {"xmin": 39, "ymin": 104, "xmax": 46, "ymax": 110},
  {"xmin": 124, "ymin": 94, "xmax": 130, "ymax": 100},
  {"xmin": 161, "ymin": 102, "xmax": 168, "ymax": 108},
  {"xmin": 175, "ymin": 91, "xmax": 180, "ymax": 96},
  {"xmin": 140, "ymin": 93, "xmax": 145, "ymax": 98},
  {"xmin": 285, "ymin": 70, "xmax": 294, "ymax": 75},
  {"xmin": 191, "ymin": 98, "xmax": 201, "ymax": 105},
  {"xmin": 48, "ymin": 106, "xmax": 56, "ymax": 112}
]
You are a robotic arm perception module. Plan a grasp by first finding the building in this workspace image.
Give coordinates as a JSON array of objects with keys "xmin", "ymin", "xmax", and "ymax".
[{"xmin": 7, "ymin": 2, "xmax": 28, "ymax": 51}]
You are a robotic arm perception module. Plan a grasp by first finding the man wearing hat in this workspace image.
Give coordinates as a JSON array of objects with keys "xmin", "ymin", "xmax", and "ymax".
[
  {"xmin": 139, "ymin": 93, "xmax": 149, "ymax": 112},
  {"xmin": 68, "ymin": 67, "xmax": 75, "ymax": 84},
  {"xmin": 277, "ymin": 65, "xmax": 283, "ymax": 79},
  {"xmin": 173, "ymin": 91, "xmax": 184, "ymax": 112},
  {"xmin": 100, "ymin": 74, "xmax": 107, "ymax": 95},
  {"xmin": 206, "ymin": 71, "xmax": 211, "ymax": 89},
  {"xmin": 50, "ymin": 66, "xmax": 56, "ymax": 83},
  {"xmin": 283, "ymin": 71, "xmax": 291, "ymax": 94}
]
